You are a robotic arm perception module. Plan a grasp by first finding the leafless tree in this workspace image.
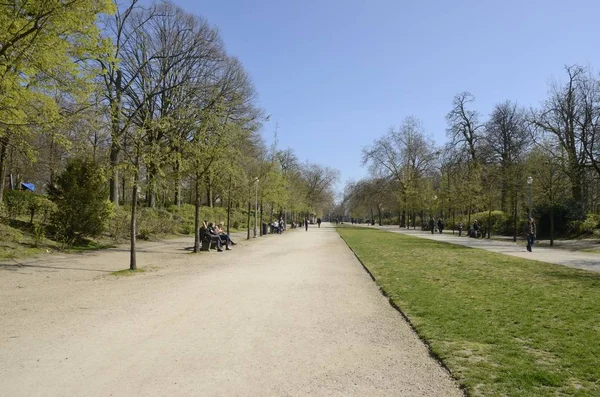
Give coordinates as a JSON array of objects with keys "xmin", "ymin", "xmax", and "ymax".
[
  {"xmin": 532, "ymin": 65, "xmax": 588, "ymax": 209},
  {"xmin": 483, "ymin": 101, "xmax": 530, "ymax": 211},
  {"xmin": 300, "ymin": 163, "xmax": 339, "ymax": 213},
  {"xmin": 446, "ymin": 92, "xmax": 482, "ymax": 163},
  {"xmin": 362, "ymin": 116, "xmax": 438, "ymax": 226}
]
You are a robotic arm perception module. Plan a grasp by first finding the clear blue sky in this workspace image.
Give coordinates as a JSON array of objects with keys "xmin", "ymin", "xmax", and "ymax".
[{"xmin": 173, "ymin": 0, "xmax": 600, "ymax": 190}]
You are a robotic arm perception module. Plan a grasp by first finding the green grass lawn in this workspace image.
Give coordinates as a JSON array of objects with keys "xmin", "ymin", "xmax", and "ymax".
[
  {"xmin": 0, "ymin": 222, "xmax": 58, "ymax": 261},
  {"xmin": 337, "ymin": 227, "xmax": 600, "ymax": 397}
]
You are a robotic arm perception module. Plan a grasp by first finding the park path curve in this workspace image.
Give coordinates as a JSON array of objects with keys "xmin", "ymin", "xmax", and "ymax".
[
  {"xmin": 373, "ymin": 225, "xmax": 600, "ymax": 273},
  {"xmin": 0, "ymin": 224, "xmax": 462, "ymax": 397}
]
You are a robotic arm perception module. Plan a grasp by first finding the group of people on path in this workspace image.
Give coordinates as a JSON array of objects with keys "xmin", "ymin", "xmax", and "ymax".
[
  {"xmin": 428, "ymin": 217, "xmax": 537, "ymax": 252},
  {"xmin": 305, "ymin": 218, "xmax": 322, "ymax": 230},
  {"xmin": 428, "ymin": 217, "xmax": 445, "ymax": 234},
  {"xmin": 199, "ymin": 215, "xmax": 328, "ymax": 252},
  {"xmin": 200, "ymin": 221, "xmax": 236, "ymax": 252},
  {"xmin": 294, "ymin": 217, "xmax": 321, "ymax": 231}
]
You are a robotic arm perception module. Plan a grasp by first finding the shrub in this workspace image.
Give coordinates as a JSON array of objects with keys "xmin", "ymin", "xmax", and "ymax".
[
  {"xmin": 138, "ymin": 208, "xmax": 178, "ymax": 238},
  {"xmin": 167, "ymin": 204, "xmax": 247, "ymax": 233},
  {"xmin": 47, "ymin": 158, "xmax": 111, "ymax": 244},
  {"xmin": 534, "ymin": 201, "xmax": 583, "ymax": 238},
  {"xmin": 28, "ymin": 195, "xmax": 57, "ymax": 224},
  {"xmin": 3, "ymin": 190, "xmax": 57, "ymax": 224},
  {"xmin": 471, "ymin": 210, "xmax": 511, "ymax": 235},
  {"xmin": 108, "ymin": 207, "xmax": 130, "ymax": 242},
  {"xmin": 579, "ymin": 213, "xmax": 600, "ymax": 235},
  {"xmin": 168, "ymin": 204, "xmax": 196, "ymax": 234},
  {"xmin": 4, "ymin": 190, "xmax": 30, "ymax": 219}
]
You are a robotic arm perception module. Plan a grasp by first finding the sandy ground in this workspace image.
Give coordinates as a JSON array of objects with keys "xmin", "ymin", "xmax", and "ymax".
[
  {"xmin": 374, "ymin": 225, "xmax": 600, "ymax": 272},
  {"xmin": 0, "ymin": 224, "xmax": 462, "ymax": 397}
]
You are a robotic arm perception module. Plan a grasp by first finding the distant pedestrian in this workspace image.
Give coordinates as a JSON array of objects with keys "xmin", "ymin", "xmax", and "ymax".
[
  {"xmin": 428, "ymin": 217, "xmax": 435, "ymax": 234},
  {"xmin": 471, "ymin": 220, "xmax": 480, "ymax": 238},
  {"xmin": 305, "ymin": 218, "xmax": 308, "ymax": 231},
  {"xmin": 317, "ymin": 218, "xmax": 322, "ymax": 228},
  {"xmin": 437, "ymin": 218, "xmax": 444, "ymax": 234},
  {"xmin": 458, "ymin": 221, "xmax": 463, "ymax": 237},
  {"xmin": 526, "ymin": 217, "xmax": 536, "ymax": 252}
]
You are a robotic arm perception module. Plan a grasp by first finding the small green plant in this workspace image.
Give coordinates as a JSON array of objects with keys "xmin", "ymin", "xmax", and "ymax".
[{"xmin": 32, "ymin": 222, "xmax": 46, "ymax": 246}]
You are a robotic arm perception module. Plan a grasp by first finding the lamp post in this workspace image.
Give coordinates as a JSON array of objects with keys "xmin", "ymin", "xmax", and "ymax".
[
  {"xmin": 527, "ymin": 176, "xmax": 533, "ymax": 218},
  {"xmin": 254, "ymin": 178, "xmax": 259, "ymax": 238}
]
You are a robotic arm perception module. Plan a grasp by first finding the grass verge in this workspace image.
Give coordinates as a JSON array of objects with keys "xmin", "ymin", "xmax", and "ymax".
[
  {"xmin": 337, "ymin": 226, "xmax": 600, "ymax": 397},
  {"xmin": 110, "ymin": 268, "xmax": 147, "ymax": 277}
]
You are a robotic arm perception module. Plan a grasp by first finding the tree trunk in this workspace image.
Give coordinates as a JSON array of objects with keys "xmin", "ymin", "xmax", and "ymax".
[
  {"xmin": 246, "ymin": 200, "xmax": 251, "ymax": 240},
  {"xmin": 129, "ymin": 164, "xmax": 140, "ymax": 270},
  {"xmin": 146, "ymin": 163, "xmax": 157, "ymax": 208},
  {"xmin": 121, "ymin": 174, "xmax": 126, "ymax": 203},
  {"xmin": 259, "ymin": 200, "xmax": 263, "ymax": 236},
  {"xmin": 206, "ymin": 174, "xmax": 213, "ymax": 208},
  {"xmin": 226, "ymin": 177, "xmax": 232, "ymax": 235},
  {"xmin": 377, "ymin": 204, "xmax": 382, "ymax": 226},
  {"xmin": 500, "ymin": 175, "xmax": 508, "ymax": 212},
  {"xmin": 109, "ymin": 140, "xmax": 120, "ymax": 206},
  {"xmin": 193, "ymin": 172, "xmax": 201, "ymax": 253},
  {"xmin": 550, "ymin": 206, "xmax": 554, "ymax": 247},
  {"xmin": 0, "ymin": 135, "xmax": 8, "ymax": 203},
  {"xmin": 109, "ymin": 70, "xmax": 122, "ymax": 207},
  {"xmin": 174, "ymin": 158, "xmax": 182, "ymax": 208},
  {"xmin": 512, "ymin": 193, "xmax": 518, "ymax": 242},
  {"xmin": 452, "ymin": 210, "xmax": 455, "ymax": 234},
  {"xmin": 487, "ymin": 205, "xmax": 492, "ymax": 239},
  {"xmin": 468, "ymin": 204, "xmax": 472, "ymax": 226}
]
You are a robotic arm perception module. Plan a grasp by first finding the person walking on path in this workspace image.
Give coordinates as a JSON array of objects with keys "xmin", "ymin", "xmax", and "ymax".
[
  {"xmin": 526, "ymin": 217, "xmax": 537, "ymax": 252},
  {"xmin": 428, "ymin": 217, "xmax": 435, "ymax": 234},
  {"xmin": 305, "ymin": 218, "xmax": 309, "ymax": 231},
  {"xmin": 317, "ymin": 218, "xmax": 322, "ymax": 228},
  {"xmin": 458, "ymin": 221, "xmax": 463, "ymax": 237},
  {"xmin": 437, "ymin": 218, "xmax": 444, "ymax": 234}
]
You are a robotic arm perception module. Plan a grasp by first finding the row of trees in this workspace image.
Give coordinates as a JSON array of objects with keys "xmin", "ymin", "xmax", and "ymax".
[
  {"xmin": 342, "ymin": 65, "xmax": 600, "ymax": 243},
  {"xmin": 0, "ymin": 1, "xmax": 338, "ymax": 268}
]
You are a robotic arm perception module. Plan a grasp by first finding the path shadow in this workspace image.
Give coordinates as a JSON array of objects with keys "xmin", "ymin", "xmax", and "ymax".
[{"xmin": 0, "ymin": 262, "xmax": 112, "ymax": 273}]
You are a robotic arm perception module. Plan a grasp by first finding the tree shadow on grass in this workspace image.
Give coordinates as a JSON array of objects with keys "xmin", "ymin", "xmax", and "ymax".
[{"xmin": 539, "ymin": 267, "xmax": 600, "ymax": 283}]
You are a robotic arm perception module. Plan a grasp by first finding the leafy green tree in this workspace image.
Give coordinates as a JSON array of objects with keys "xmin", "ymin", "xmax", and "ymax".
[
  {"xmin": 0, "ymin": 0, "xmax": 115, "ymax": 203},
  {"xmin": 48, "ymin": 158, "xmax": 111, "ymax": 244}
]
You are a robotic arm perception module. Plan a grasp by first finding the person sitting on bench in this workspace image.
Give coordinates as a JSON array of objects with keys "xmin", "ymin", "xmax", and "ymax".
[
  {"xmin": 215, "ymin": 223, "xmax": 236, "ymax": 246},
  {"xmin": 271, "ymin": 219, "xmax": 281, "ymax": 234},
  {"xmin": 208, "ymin": 222, "xmax": 232, "ymax": 250},
  {"xmin": 201, "ymin": 221, "xmax": 223, "ymax": 252}
]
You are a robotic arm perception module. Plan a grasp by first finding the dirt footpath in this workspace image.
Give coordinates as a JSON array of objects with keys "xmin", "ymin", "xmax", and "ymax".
[
  {"xmin": 375, "ymin": 225, "xmax": 600, "ymax": 273},
  {"xmin": 0, "ymin": 225, "xmax": 462, "ymax": 397}
]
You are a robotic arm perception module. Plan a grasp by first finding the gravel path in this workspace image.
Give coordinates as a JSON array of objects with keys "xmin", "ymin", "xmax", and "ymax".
[
  {"xmin": 0, "ymin": 224, "xmax": 462, "ymax": 397},
  {"xmin": 375, "ymin": 225, "xmax": 600, "ymax": 272}
]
